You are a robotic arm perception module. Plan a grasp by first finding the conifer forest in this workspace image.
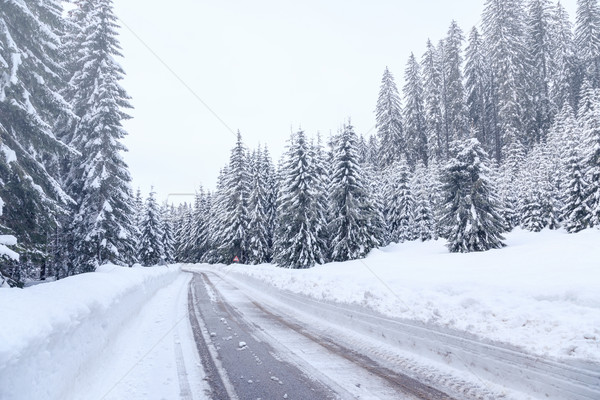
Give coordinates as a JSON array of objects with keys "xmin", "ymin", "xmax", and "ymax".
[{"xmin": 2, "ymin": 0, "xmax": 600, "ymax": 288}]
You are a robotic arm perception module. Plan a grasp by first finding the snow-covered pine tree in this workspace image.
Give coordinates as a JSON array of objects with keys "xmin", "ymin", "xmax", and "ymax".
[
  {"xmin": 411, "ymin": 163, "xmax": 435, "ymax": 241},
  {"xmin": 329, "ymin": 124, "xmax": 382, "ymax": 261},
  {"xmin": 548, "ymin": 104, "xmax": 581, "ymax": 207},
  {"xmin": 310, "ymin": 135, "xmax": 331, "ymax": 261},
  {"xmin": 422, "ymin": 40, "xmax": 445, "ymax": 162},
  {"xmin": 440, "ymin": 138, "xmax": 506, "ymax": 252},
  {"xmin": 174, "ymin": 203, "xmax": 193, "ymax": 262},
  {"xmin": 581, "ymin": 88, "xmax": 600, "ymax": 226},
  {"xmin": 133, "ymin": 187, "xmax": 144, "ymax": 231},
  {"xmin": 215, "ymin": 131, "xmax": 250, "ymax": 264},
  {"xmin": 181, "ymin": 187, "xmax": 209, "ymax": 262},
  {"xmin": 526, "ymin": 0, "xmax": 555, "ymax": 143},
  {"xmin": 443, "ymin": 21, "xmax": 468, "ymax": 145},
  {"xmin": 273, "ymin": 130, "xmax": 327, "ymax": 268},
  {"xmin": 262, "ymin": 146, "xmax": 278, "ymax": 259},
  {"xmin": 202, "ymin": 168, "xmax": 228, "ymax": 264},
  {"xmin": 65, "ymin": 0, "xmax": 136, "ymax": 271},
  {"xmin": 160, "ymin": 203, "xmax": 176, "ymax": 264},
  {"xmin": 403, "ymin": 53, "xmax": 428, "ymax": 167},
  {"xmin": 366, "ymin": 135, "xmax": 381, "ymax": 169},
  {"xmin": 576, "ymin": 0, "xmax": 600, "ymax": 87},
  {"xmin": 375, "ymin": 67, "xmax": 405, "ymax": 168},
  {"xmin": 550, "ymin": 2, "xmax": 578, "ymax": 113},
  {"xmin": 138, "ymin": 189, "xmax": 164, "ymax": 266},
  {"xmin": 0, "ymin": 187, "xmax": 19, "ymax": 288},
  {"xmin": 384, "ymin": 159, "xmax": 416, "ymax": 243},
  {"xmin": 483, "ymin": 0, "xmax": 529, "ymax": 161},
  {"xmin": 520, "ymin": 146, "xmax": 552, "ymax": 231},
  {"xmin": 465, "ymin": 27, "xmax": 491, "ymax": 152},
  {"xmin": 562, "ymin": 132, "xmax": 591, "ymax": 232},
  {"xmin": 0, "ymin": 0, "xmax": 74, "ymax": 278},
  {"xmin": 247, "ymin": 148, "xmax": 271, "ymax": 264}
]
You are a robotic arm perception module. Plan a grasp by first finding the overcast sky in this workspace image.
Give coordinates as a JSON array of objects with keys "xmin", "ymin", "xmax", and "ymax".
[{"xmin": 113, "ymin": 0, "xmax": 578, "ymax": 203}]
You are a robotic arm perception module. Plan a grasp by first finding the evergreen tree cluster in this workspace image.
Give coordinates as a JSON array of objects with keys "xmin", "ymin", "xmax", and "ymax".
[
  {"xmin": 3, "ymin": 0, "xmax": 600, "ymax": 281},
  {"xmin": 1, "ymin": 0, "xmax": 136, "ymax": 285},
  {"xmin": 371, "ymin": 0, "xmax": 600, "ymax": 240}
]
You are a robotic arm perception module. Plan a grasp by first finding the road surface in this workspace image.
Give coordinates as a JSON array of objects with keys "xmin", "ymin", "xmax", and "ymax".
[{"xmin": 185, "ymin": 268, "xmax": 600, "ymax": 400}]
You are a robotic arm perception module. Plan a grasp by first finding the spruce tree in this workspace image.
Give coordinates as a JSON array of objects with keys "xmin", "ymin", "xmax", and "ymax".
[
  {"xmin": 465, "ymin": 27, "xmax": 490, "ymax": 151},
  {"xmin": 550, "ymin": 3, "xmax": 578, "ymax": 112},
  {"xmin": 138, "ymin": 190, "xmax": 164, "ymax": 266},
  {"xmin": 422, "ymin": 40, "xmax": 445, "ymax": 162},
  {"xmin": 526, "ymin": 0, "xmax": 555, "ymax": 143},
  {"xmin": 562, "ymin": 139, "xmax": 591, "ymax": 232},
  {"xmin": 411, "ymin": 163, "xmax": 435, "ymax": 241},
  {"xmin": 310, "ymin": 135, "xmax": 331, "ymax": 261},
  {"xmin": 375, "ymin": 67, "xmax": 405, "ymax": 168},
  {"xmin": 217, "ymin": 132, "xmax": 250, "ymax": 263},
  {"xmin": 273, "ymin": 131, "xmax": 327, "ymax": 268},
  {"xmin": 403, "ymin": 53, "xmax": 428, "ymax": 166},
  {"xmin": 0, "ymin": 189, "xmax": 19, "ymax": 287},
  {"xmin": 65, "ymin": 0, "xmax": 136, "ymax": 271},
  {"xmin": 175, "ymin": 203, "xmax": 194, "ymax": 262},
  {"xmin": 384, "ymin": 160, "xmax": 416, "ymax": 243},
  {"xmin": 329, "ymin": 124, "xmax": 381, "ymax": 261},
  {"xmin": 0, "ymin": 0, "xmax": 74, "ymax": 277},
  {"xmin": 160, "ymin": 203, "xmax": 176, "ymax": 264},
  {"xmin": 247, "ymin": 148, "xmax": 271, "ymax": 264},
  {"xmin": 443, "ymin": 21, "xmax": 468, "ymax": 144},
  {"xmin": 440, "ymin": 139, "xmax": 506, "ymax": 252},
  {"xmin": 483, "ymin": 0, "xmax": 529, "ymax": 161},
  {"xmin": 262, "ymin": 146, "xmax": 278, "ymax": 259},
  {"xmin": 576, "ymin": 0, "xmax": 600, "ymax": 87},
  {"xmin": 582, "ymin": 89, "xmax": 600, "ymax": 226}
]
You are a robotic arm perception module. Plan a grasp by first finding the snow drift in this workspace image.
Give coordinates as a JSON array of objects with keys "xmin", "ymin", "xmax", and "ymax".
[{"xmin": 0, "ymin": 265, "xmax": 180, "ymax": 400}]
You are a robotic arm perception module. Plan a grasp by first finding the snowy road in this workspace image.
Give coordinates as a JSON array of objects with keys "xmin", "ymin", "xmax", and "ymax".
[
  {"xmin": 187, "ymin": 267, "xmax": 600, "ymax": 400},
  {"xmin": 188, "ymin": 270, "xmax": 468, "ymax": 399}
]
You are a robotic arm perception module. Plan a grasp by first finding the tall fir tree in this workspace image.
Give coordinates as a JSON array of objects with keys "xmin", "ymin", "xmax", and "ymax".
[
  {"xmin": 247, "ymin": 148, "xmax": 271, "ymax": 264},
  {"xmin": 411, "ymin": 163, "xmax": 436, "ymax": 241},
  {"xmin": 160, "ymin": 203, "xmax": 176, "ymax": 264},
  {"xmin": 562, "ymin": 133, "xmax": 591, "ymax": 232},
  {"xmin": 216, "ymin": 132, "xmax": 250, "ymax": 264},
  {"xmin": 403, "ymin": 53, "xmax": 428, "ymax": 166},
  {"xmin": 575, "ymin": 0, "xmax": 600, "ymax": 87},
  {"xmin": 526, "ymin": 0, "xmax": 555, "ymax": 143},
  {"xmin": 138, "ymin": 190, "xmax": 164, "ymax": 266},
  {"xmin": 274, "ymin": 131, "xmax": 327, "ymax": 268},
  {"xmin": 65, "ymin": 0, "xmax": 136, "ymax": 271},
  {"xmin": 483, "ymin": 0, "xmax": 529, "ymax": 161},
  {"xmin": 581, "ymin": 88, "xmax": 600, "ymax": 225},
  {"xmin": 329, "ymin": 124, "xmax": 381, "ymax": 261},
  {"xmin": 465, "ymin": 27, "xmax": 490, "ymax": 152},
  {"xmin": 0, "ymin": 0, "xmax": 74, "ymax": 280},
  {"xmin": 443, "ymin": 21, "xmax": 468, "ymax": 144},
  {"xmin": 384, "ymin": 160, "xmax": 416, "ymax": 243},
  {"xmin": 440, "ymin": 139, "xmax": 506, "ymax": 252},
  {"xmin": 375, "ymin": 67, "xmax": 405, "ymax": 168},
  {"xmin": 422, "ymin": 40, "xmax": 446, "ymax": 162},
  {"xmin": 550, "ymin": 2, "xmax": 578, "ymax": 112}
]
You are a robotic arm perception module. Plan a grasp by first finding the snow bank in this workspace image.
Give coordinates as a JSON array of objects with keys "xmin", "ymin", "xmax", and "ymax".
[
  {"xmin": 0, "ymin": 265, "xmax": 180, "ymax": 400},
  {"xmin": 207, "ymin": 228, "xmax": 600, "ymax": 363}
]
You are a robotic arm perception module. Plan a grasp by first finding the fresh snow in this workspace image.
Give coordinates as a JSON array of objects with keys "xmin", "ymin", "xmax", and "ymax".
[
  {"xmin": 208, "ymin": 228, "xmax": 600, "ymax": 363},
  {"xmin": 0, "ymin": 265, "xmax": 208, "ymax": 400}
]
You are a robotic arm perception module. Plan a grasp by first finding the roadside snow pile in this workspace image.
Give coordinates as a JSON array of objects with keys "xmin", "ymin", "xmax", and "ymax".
[
  {"xmin": 0, "ymin": 265, "xmax": 180, "ymax": 400},
  {"xmin": 211, "ymin": 228, "xmax": 600, "ymax": 363}
]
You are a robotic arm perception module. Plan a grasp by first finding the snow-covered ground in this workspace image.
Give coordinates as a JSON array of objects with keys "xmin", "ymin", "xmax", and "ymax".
[
  {"xmin": 0, "ymin": 264, "xmax": 206, "ymax": 400},
  {"xmin": 208, "ymin": 228, "xmax": 600, "ymax": 364}
]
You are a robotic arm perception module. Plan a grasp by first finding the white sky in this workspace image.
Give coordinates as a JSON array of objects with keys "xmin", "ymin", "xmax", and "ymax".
[{"xmin": 113, "ymin": 0, "xmax": 578, "ymax": 203}]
